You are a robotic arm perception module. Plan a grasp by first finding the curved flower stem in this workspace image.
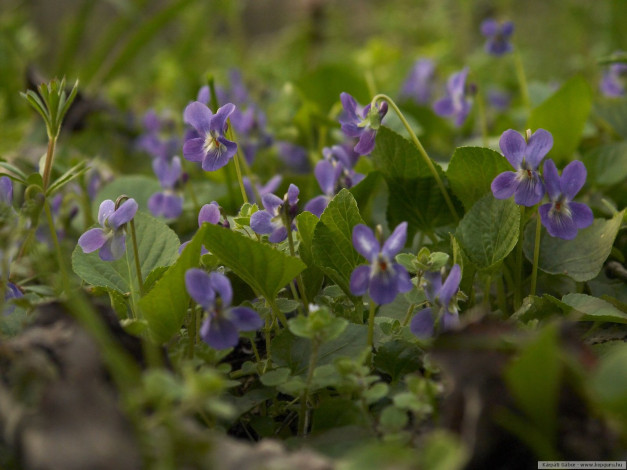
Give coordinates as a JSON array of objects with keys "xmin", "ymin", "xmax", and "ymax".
[
  {"xmin": 367, "ymin": 300, "xmax": 377, "ymax": 349},
  {"xmin": 513, "ymin": 51, "xmax": 531, "ymax": 112},
  {"xmin": 514, "ymin": 205, "xmax": 526, "ymax": 310},
  {"xmin": 268, "ymin": 297, "xmax": 289, "ymax": 329},
  {"xmin": 530, "ymin": 211, "xmax": 542, "ymax": 296},
  {"xmin": 128, "ymin": 218, "xmax": 144, "ymax": 296},
  {"xmin": 371, "ymin": 94, "xmax": 459, "ymax": 223},
  {"xmin": 483, "ymin": 273, "xmax": 492, "ymax": 308}
]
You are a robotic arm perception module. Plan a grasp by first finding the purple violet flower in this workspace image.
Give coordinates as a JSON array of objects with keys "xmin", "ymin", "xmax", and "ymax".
[
  {"xmin": 0, "ymin": 177, "xmax": 13, "ymax": 205},
  {"xmin": 78, "ymin": 198, "xmax": 138, "ymax": 261},
  {"xmin": 480, "ymin": 19, "xmax": 514, "ymax": 56},
  {"xmin": 304, "ymin": 146, "xmax": 364, "ymax": 217},
  {"xmin": 3, "ymin": 281, "xmax": 22, "ymax": 315},
  {"xmin": 600, "ymin": 61, "xmax": 627, "ymax": 98},
  {"xmin": 185, "ymin": 269, "xmax": 263, "ymax": 350},
  {"xmin": 400, "ymin": 59, "xmax": 436, "ymax": 105},
  {"xmin": 491, "ymin": 128, "xmax": 552, "ymax": 206},
  {"xmin": 180, "ymin": 202, "xmax": 227, "ymax": 254},
  {"xmin": 182, "ymin": 101, "xmax": 238, "ymax": 172},
  {"xmin": 410, "ymin": 264, "xmax": 462, "ymax": 339},
  {"xmin": 538, "ymin": 159, "xmax": 593, "ymax": 240},
  {"xmin": 339, "ymin": 92, "xmax": 388, "ymax": 156},
  {"xmin": 433, "ymin": 67, "xmax": 472, "ymax": 126},
  {"xmin": 277, "ymin": 142, "xmax": 311, "ymax": 173},
  {"xmin": 250, "ymin": 184, "xmax": 299, "ymax": 243},
  {"xmin": 349, "ymin": 222, "xmax": 413, "ymax": 305},
  {"xmin": 148, "ymin": 156, "xmax": 183, "ymax": 219}
]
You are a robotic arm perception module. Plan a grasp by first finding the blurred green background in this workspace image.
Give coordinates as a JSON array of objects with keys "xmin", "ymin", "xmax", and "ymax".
[{"xmin": 1, "ymin": 0, "xmax": 626, "ymax": 166}]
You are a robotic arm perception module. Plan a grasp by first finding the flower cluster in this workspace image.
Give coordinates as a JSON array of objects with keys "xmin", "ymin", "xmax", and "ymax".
[
  {"xmin": 78, "ymin": 198, "xmax": 138, "ymax": 261},
  {"xmin": 350, "ymin": 222, "xmax": 412, "ymax": 305},
  {"xmin": 185, "ymin": 269, "xmax": 263, "ymax": 350},
  {"xmin": 491, "ymin": 128, "xmax": 593, "ymax": 239},
  {"xmin": 250, "ymin": 184, "xmax": 299, "ymax": 243},
  {"xmin": 410, "ymin": 264, "xmax": 462, "ymax": 338}
]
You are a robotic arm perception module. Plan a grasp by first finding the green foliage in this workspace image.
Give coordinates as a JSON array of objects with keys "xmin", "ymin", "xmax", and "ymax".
[
  {"xmin": 201, "ymin": 222, "xmax": 306, "ymax": 302},
  {"xmin": 447, "ymin": 146, "xmax": 512, "ymax": 211},
  {"xmin": 523, "ymin": 210, "xmax": 625, "ymax": 282},
  {"xmin": 592, "ymin": 343, "xmax": 627, "ymax": 423},
  {"xmin": 312, "ymin": 189, "xmax": 364, "ymax": 299},
  {"xmin": 140, "ymin": 225, "xmax": 208, "ymax": 343},
  {"xmin": 584, "ymin": 142, "xmax": 627, "ymax": 186},
  {"xmin": 527, "ymin": 75, "xmax": 592, "ymax": 162},
  {"xmin": 455, "ymin": 195, "xmax": 520, "ymax": 271},
  {"xmin": 561, "ymin": 293, "xmax": 627, "ymax": 323},
  {"xmin": 295, "ymin": 211, "xmax": 325, "ymax": 303},
  {"xmin": 72, "ymin": 211, "xmax": 180, "ymax": 294},
  {"xmin": 504, "ymin": 325, "xmax": 561, "ymax": 443},
  {"xmin": 371, "ymin": 127, "xmax": 458, "ymax": 236}
]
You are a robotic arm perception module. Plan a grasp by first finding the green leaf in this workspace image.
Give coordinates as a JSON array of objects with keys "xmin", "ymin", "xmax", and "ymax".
[
  {"xmin": 295, "ymin": 63, "xmax": 369, "ymax": 113},
  {"xmin": 585, "ymin": 142, "xmax": 627, "ymax": 187},
  {"xmin": 594, "ymin": 99, "xmax": 627, "ymax": 140},
  {"xmin": 202, "ymin": 223, "xmax": 306, "ymax": 302},
  {"xmin": 455, "ymin": 195, "xmax": 520, "ymax": 271},
  {"xmin": 47, "ymin": 160, "xmax": 89, "ymax": 196},
  {"xmin": 527, "ymin": 76, "xmax": 592, "ymax": 162},
  {"xmin": 0, "ymin": 161, "xmax": 28, "ymax": 183},
  {"xmin": 273, "ymin": 323, "xmax": 368, "ymax": 375},
  {"xmin": 374, "ymin": 340, "xmax": 424, "ymax": 383},
  {"xmin": 591, "ymin": 343, "xmax": 627, "ymax": 423},
  {"xmin": 504, "ymin": 325, "xmax": 560, "ymax": 439},
  {"xmin": 447, "ymin": 147, "xmax": 512, "ymax": 211},
  {"xmin": 561, "ymin": 293, "xmax": 627, "ymax": 324},
  {"xmin": 371, "ymin": 127, "xmax": 458, "ymax": 235},
  {"xmin": 93, "ymin": 175, "xmax": 161, "ymax": 216},
  {"xmin": 260, "ymin": 368, "xmax": 291, "ymax": 387},
  {"xmin": 139, "ymin": 225, "xmax": 207, "ymax": 343},
  {"xmin": 523, "ymin": 210, "xmax": 625, "ymax": 282},
  {"xmin": 295, "ymin": 211, "xmax": 324, "ymax": 302},
  {"xmin": 311, "ymin": 189, "xmax": 364, "ymax": 299},
  {"xmin": 72, "ymin": 211, "xmax": 180, "ymax": 294}
]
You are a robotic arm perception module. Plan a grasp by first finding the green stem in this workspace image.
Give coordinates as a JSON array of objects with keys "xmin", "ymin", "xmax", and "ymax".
[
  {"xmin": 42, "ymin": 135, "xmax": 58, "ymax": 192},
  {"xmin": 496, "ymin": 274, "xmax": 508, "ymax": 316},
  {"xmin": 402, "ymin": 303, "xmax": 417, "ymax": 327},
  {"xmin": 367, "ymin": 300, "xmax": 377, "ymax": 349},
  {"xmin": 129, "ymin": 218, "xmax": 144, "ymax": 296},
  {"xmin": 483, "ymin": 274, "xmax": 492, "ymax": 309},
  {"xmin": 353, "ymin": 298, "xmax": 364, "ymax": 324},
  {"xmin": 298, "ymin": 340, "xmax": 319, "ymax": 437},
  {"xmin": 513, "ymin": 51, "xmax": 531, "ymax": 112},
  {"xmin": 476, "ymin": 88, "xmax": 489, "ymax": 147},
  {"xmin": 371, "ymin": 94, "xmax": 459, "ymax": 223},
  {"xmin": 188, "ymin": 301, "xmax": 197, "ymax": 359},
  {"xmin": 514, "ymin": 205, "xmax": 526, "ymax": 310},
  {"xmin": 43, "ymin": 198, "xmax": 69, "ymax": 289},
  {"xmin": 230, "ymin": 135, "xmax": 249, "ymax": 205},
  {"xmin": 285, "ymin": 218, "xmax": 309, "ymax": 313},
  {"xmin": 530, "ymin": 211, "xmax": 542, "ymax": 297},
  {"xmin": 268, "ymin": 297, "xmax": 289, "ymax": 329}
]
